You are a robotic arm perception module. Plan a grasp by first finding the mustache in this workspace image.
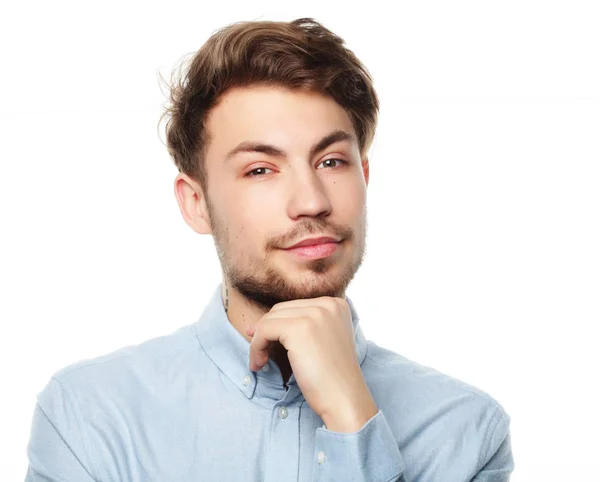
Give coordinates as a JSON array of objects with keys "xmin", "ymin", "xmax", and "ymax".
[{"xmin": 268, "ymin": 220, "xmax": 353, "ymax": 250}]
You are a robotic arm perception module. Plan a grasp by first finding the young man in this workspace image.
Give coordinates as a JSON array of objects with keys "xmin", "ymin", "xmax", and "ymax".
[{"xmin": 25, "ymin": 17, "xmax": 514, "ymax": 482}]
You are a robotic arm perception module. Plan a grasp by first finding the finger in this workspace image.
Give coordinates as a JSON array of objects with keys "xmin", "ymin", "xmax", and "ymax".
[
  {"xmin": 248, "ymin": 321, "xmax": 277, "ymax": 371},
  {"xmin": 248, "ymin": 317, "xmax": 293, "ymax": 371},
  {"xmin": 246, "ymin": 307, "xmax": 311, "ymax": 337},
  {"xmin": 270, "ymin": 296, "xmax": 343, "ymax": 312}
]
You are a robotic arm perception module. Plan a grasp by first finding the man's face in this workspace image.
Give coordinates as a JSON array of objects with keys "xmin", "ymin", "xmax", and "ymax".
[{"xmin": 202, "ymin": 85, "xmax": 369, "ymax": 309}]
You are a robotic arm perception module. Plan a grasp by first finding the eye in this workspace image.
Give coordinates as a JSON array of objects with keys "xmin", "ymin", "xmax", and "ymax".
[
  {"xmin": 244, "ymin": 167, "xmax": 274, "ymax": 178},
  {"xmin": 244, "ymin": 159, "xmax": 347, "ymax": 178},
  {"xmin": 317, "ymin": 158, "xmax": 347, "ymax": 169}
]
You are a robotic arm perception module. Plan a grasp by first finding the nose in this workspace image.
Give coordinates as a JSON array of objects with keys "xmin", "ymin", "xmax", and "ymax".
[{"xmin": 286, "ymin": 166, "xmax": 332, "ymax": 220}]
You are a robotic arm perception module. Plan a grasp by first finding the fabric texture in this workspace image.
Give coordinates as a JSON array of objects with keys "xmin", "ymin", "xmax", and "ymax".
[{"xmin": 26, "ymin": 282, "xmax": 514, "ymax": 481}]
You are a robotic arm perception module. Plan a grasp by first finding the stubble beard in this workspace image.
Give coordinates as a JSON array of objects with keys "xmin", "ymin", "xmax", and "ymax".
[{"xmin": 209, "ymin": 208, "xmax": 367, "ymax": 311}]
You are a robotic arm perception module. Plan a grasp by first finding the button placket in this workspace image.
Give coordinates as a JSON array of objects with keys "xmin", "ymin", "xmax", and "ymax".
[{"xmin": 264, "ymin": 403, "xmax": 299, "ymax": 481}]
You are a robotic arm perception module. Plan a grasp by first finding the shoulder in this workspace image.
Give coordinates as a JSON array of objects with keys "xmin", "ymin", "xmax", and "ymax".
[
  {"xmin": 364, "ymin": 339, "xmax": 506, "ymax": 404},
  {"xmin": 362, "ymin": 339, "xmax": 510, "ymax": 440},
  {"xmin": 39, "ymin": 322, "xmax": 200, "ymax": 406},
  {"xmin": 361, "ymin": 341, "xmax": 512, "ymax": 479},
  {"xmin": 29, "ymin": 323, "xmax": 202, "ymax": 479}
]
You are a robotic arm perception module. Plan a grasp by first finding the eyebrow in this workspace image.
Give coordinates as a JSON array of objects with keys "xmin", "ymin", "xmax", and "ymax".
[{"xmin": 223, "ymin": 129, "xmax": 357, "ymax": 163}]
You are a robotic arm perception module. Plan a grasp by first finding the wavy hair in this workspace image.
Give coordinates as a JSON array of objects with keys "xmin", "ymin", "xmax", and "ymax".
[{"xmin": 159, "ymin": 17, "xmax": 379, "ymax": 194}]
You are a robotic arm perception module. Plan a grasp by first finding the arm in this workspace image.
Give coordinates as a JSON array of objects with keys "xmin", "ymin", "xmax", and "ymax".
[
  {"xmin": 25, "ymin": 377, "xmax": 97, "ymax": 481},
  {"xmin": 312, "ymin": 409, "xmax": 406, "ymax": 482},
  {"xmin": 470, "ymin": 410, "xmax": 514, "ymax": 482},
  {"xmin": 311, "ymin": 402, "xmax": 514, "ymax": 482}
]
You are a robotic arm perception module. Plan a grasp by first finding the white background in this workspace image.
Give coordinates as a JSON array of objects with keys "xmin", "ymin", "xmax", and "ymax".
[{"xmin": 1, "ymin": 1, "xmax": 598, "ymax": 480}]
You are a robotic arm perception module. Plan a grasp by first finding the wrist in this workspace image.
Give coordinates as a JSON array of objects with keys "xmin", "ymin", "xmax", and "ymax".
[{"xmin": 321, "ymin": 391, "xmax": 379, "ymax": 433}]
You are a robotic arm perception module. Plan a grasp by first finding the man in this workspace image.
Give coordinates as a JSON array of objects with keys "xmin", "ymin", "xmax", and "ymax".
[{"xmin": 25, "ymin": 17, "xmax": 514, "ymax": 482}]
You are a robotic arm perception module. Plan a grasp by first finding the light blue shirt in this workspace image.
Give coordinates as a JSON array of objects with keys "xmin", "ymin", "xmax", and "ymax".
[{"xmin": 26, "ymin": 283, "xmax": 514, "ymax": 481}]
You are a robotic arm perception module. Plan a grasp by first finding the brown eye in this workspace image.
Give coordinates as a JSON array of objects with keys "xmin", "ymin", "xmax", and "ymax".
[
  {"xmin": 317, "ymin": 159, "xmax": 347, "ymax": 169},
  {"xmin": 244, "ymin": 167, "xmax": 274, "ymax": 178}
]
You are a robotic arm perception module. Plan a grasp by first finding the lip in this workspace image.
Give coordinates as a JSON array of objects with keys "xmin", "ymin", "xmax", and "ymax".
[
  {"xmin": 283, "ymin": 240, "xmax": 341, "ymax": 260},
  {"xmin": 285, "ymin": 236, "xmax": 341, "ymax": 249}
]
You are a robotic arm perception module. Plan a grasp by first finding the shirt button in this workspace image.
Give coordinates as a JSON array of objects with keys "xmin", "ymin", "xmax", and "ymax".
[
  {"xmin": 242, "ymin": 375, "xmax": 251, "ymax": 386},
  {"xmin": 317, "ymin": 451, "xmax": 326, "ymax": 464},
  {"xmin": 278, "ymin": 406, "xmax": 288, "ymax": 419}
]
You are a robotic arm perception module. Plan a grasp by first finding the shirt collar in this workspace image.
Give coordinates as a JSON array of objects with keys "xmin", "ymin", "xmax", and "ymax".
[{"xmin": 195, "ymin": 282, "xmax": 368, "ymax": 403}]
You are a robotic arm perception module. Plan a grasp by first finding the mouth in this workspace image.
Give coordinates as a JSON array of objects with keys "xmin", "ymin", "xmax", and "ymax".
[{"xmin": 282, "ymin": 240, "xmax": 341, "ymax": 260}]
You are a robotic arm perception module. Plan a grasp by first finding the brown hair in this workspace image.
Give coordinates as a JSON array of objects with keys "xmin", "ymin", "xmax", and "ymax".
[{"xmin": 159, "ymin": 17, "xmax": 379, "ymax": 195}]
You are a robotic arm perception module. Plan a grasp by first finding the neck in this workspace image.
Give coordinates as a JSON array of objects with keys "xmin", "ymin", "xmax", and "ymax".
[
  {"xmin": 221, "ymin": 280, "xmax": 269, "ymax": 344},
  {"xmin": 221, "ymin": 280, "xmax": 293, "ymax": 385}
]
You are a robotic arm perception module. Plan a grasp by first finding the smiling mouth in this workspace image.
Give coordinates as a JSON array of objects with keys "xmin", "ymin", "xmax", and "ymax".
[{"xmin": 282, "ymin": 241, "xmax": 341, "ymax": 259}]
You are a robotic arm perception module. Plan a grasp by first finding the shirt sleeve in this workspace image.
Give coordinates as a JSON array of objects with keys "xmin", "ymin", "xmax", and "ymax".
[
  {"xmin": 470, "ymin": 409, "xmax": 515, "ymax": 482},
  {"xmin": 312, "ymin": 409, "xmax": 406, "ymax": 482},
  {"xmin": 25, "ymin": 377, "xmax": 97, "ymax": 481}
]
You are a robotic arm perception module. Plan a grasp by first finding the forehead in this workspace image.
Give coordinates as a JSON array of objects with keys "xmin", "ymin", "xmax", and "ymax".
[{"xmin": 204, "ymin": 85, "xmax": 356, "ymax": 157}]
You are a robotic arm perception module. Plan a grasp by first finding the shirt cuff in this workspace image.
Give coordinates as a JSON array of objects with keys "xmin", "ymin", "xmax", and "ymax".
[{"xmin": 313, "ymin": 409, "xmax": 405, "ymax": 482}]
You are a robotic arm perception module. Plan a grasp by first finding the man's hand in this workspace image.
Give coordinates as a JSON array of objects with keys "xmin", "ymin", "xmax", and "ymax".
[{"xmin": 246, "ymin": 296, "xmax": 378, "ymax": 432}]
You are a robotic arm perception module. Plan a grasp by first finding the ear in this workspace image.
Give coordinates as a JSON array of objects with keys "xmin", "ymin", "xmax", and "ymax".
[
  {"xmin": 362, "ymin": 157, "xmax": 370, "ymax": 186},
  {"xmin": 174, "ymin": 173, "xmax": 213, "ymax": 235}
]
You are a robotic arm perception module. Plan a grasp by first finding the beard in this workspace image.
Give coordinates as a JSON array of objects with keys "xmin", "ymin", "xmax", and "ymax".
[{"xmin": 206, "ymin": 197, "xmax": 367, "ymax": 310}]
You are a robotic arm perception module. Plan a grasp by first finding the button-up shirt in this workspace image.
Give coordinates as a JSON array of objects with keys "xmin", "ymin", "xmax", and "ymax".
[{"xmin": 26, "ymin": 283, "xmax": 514, "ymax": 481}]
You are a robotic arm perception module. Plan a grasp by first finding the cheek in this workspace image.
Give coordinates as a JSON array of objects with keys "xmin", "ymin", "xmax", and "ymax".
[
  {"xmin": 335, "ymin": 181, "xmax": 366, "ymax": 216},
  {"xmin": 229, "ymin": 203, "xmax": 276, "ymax": 250},
  {"xmin": 238, "ymin": 187, "xmax": 283, "ymax": 219}
]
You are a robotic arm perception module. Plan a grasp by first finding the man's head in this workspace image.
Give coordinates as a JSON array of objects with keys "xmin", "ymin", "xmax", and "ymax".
[{"xmin": 161, "ymin": 18, "xmax": 379, "ymax": 309}]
